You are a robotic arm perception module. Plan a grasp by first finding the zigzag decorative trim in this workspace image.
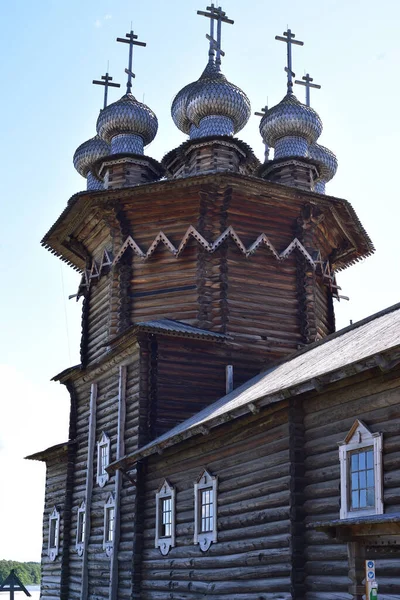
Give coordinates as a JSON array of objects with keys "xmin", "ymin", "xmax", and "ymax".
[
  {"xmin": 110, "ymin": 226, "xmax": 315, "ymax": 266},
  {"xmin": 75, "ymin": 226, "xmax": 346, "ymax": 300}
]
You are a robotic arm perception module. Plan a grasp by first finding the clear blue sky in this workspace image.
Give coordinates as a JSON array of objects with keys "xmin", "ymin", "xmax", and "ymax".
[{"xmin": 1, "ymin": 0, "xmax": 399, "ymax": 562}]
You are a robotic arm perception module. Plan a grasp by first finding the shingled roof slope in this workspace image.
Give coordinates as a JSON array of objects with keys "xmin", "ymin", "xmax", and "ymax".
[{"xmin": 109, "ymin": 302, "xmax": 400, "ymax": 472}]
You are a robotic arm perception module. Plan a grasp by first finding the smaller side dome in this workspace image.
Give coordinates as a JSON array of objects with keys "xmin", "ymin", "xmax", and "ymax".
[
  {"xmin": 260, "ymin": 93, "xmax": 322, "ymax": 147},
  {"xmin": 96, "ymin": 93, "xmax": 158, "ymax": 146},
  {"xmin": 73, "ymin": 135, "xmax": 110, "ymax": 177},
  {"xmin": 309, "ymin": 143, "xmax": 338, "ymax": 182},
  {"xmin": 171, "ymin": 82, "xmax": 196, "ymax": 135},
  {"xmin": 186, "ymin": 62, "xmax": 251, "ymax": 134}
]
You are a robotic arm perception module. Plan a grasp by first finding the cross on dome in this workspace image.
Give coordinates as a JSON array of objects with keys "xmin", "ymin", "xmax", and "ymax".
[
  {"xmin": 275, "ymin": 28, "xmax": 304, "ymax": 93},
  {"xmin": 116, "ymin": 29, "xmax": 146, "ymax": 94},
  {"xmin": 197, "ymin": 4, "xmax": 234, "ymax": 69},
  {"xmin": 255, "ymin": 105, "xmax": 268, "ymax": 117},
  {"xmin": 92, "ymin": 72, "xmax": 121, "ymax": 109},
  {"xmin": 295, "ymin": 73, "xmax": 321, "ymax": 107}
]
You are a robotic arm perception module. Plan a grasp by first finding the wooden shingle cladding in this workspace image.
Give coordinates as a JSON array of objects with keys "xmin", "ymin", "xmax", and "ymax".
[
  {"xmin": 140, "ymin": 401, "xmax": 294, "ymax": 599},
  {"xmin": 303, "ymin": 366, "xmax": 400, "ymax": 599}
]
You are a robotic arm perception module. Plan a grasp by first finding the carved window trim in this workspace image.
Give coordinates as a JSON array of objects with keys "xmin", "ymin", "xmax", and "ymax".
[
  {"xmin": 194, "ymin": 469, "xmax": 218, "ymax": 552},
  {"xmin": 75, "ymin": 501, "xmax": 86, "ymax": 556},
  {"xmin": 97, "ymin": 432, "xmax": 110, "ymax": 488},
  {"xmin": 155, "ymin": 479, "xmax": 176, "ymax": 555},
  {"xmin": 103, "ymin": 493, "xmax": 115, "ymax": 557},
  {"xmin": 339, "ymin": 420, "xmax": 383, "ymax": 519},
  {"xmin": 48, "ymin": 506, "xmax": 60, "ymax": 561}
]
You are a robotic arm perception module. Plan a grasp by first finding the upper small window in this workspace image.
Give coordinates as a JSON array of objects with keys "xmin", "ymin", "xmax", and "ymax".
[
  {"xmin": 194, "ymin": 469, "xmax": 218, "ymax": 551},
  {"xmin": 103, "ymin": 493, "xmax": 115, "ymax": 557},
  {"xmin": 97, "ymin": 432, "xmax": 110, "ymax": 487},
  {"xmin": 76, "ymin": 501, "xmax": 86, "ymax": 556},
  {"xmin": 155, "ymin": 480, "xmax": 176, "ymax": 555},
  {"xmin": 339, "ymin": 420, "xmax": 383, "ymax": 520},
  {"xmin": 48, "ymin": 506, "xmax": 60, "ymax": 561}
]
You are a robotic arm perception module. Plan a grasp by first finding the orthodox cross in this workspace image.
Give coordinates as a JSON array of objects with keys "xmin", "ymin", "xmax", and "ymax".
[
  {"xmin": 197, "ymin": 4, "xmax": 234, "ymax": 68},
  {"xmin": 92, "ymin": 72, "xmax": 121, "ymax": 108},
  {"xmin": 117, "ymin": 30, "xmax": 146, "ymax": 94},
  {"xmin": 254, "ymin": 104, "xmax": 268, "ymax": 118},
  {"xmin": 275, "ymin": 29, "xmax": 304, "ymax": 93},
  {"xmin": 0, "ymin": 570, "xmax": 31, "ymax": 600},
  {"xmin": 295, "ymin": 73, "xmax": 321, "ymax": 106}
]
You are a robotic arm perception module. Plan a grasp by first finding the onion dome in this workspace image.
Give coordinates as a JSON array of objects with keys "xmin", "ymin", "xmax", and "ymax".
[
  {"xmin": 96, "ymin": 93, "xmax": 158, "ymax": 154},
  {"xmin": 171, "ymin": 82, "xmax": 195, "ymax": 135},
  {"xmin": 171, "ymin": 61, "xmax": 251, "ymax": 139},
  {"xmin": 73, "ymin": 135, "xmax": 110, "ymax": 177},
  {"xmin": 73, "ymin": 134, "xmax": 110, "ymax": 190},
  {"xmin": 309, "ymin": 142, "xmax": 338, "ymax": 193},
  {"xmin": 260, "ymin": 93, "xmax": 322, "ymax": 158}
]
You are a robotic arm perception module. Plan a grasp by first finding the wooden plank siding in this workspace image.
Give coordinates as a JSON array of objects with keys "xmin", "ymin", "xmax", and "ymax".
[
  {"xmin": 140, "ymin": 402, "xmax": 293, "ymax": 599},
  {"xmin": 303, "ymin": 367, "xmax": 400, "ymax": 600}
]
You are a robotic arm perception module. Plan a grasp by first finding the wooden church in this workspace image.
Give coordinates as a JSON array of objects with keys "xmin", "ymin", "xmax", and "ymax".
[{"xmin": 27, "ymin": 6, "xmax": 400, "ymax": 600}]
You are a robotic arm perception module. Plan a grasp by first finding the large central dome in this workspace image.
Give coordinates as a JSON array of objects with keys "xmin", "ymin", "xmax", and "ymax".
[{"xmin": 171, "ymin": 60, "xmax": 251, "ymax": 139}]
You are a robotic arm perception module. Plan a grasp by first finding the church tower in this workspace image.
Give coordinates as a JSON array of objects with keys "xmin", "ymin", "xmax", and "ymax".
[{"xmin": 30, "ymin": 7, "xmax": 373, "ymax": 600}]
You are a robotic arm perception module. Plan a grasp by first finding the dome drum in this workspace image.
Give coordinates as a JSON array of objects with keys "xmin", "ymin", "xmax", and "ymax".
[
  {"xmin": 87, "ymin": 172, "xmax": 104, "ymax": 191},
  {"xmin": 275, "ymin": 136, "xmax": 309, "ymax": 159},
  {"xmin": 192, "ymin": 115, "xmax": 235, "ymax": 139},
  {"xmin": 314, "ymin": 180, "xmax": 326, "ymax": 194},
  {"xmin": 111, "ymin": 133, "xmax": 144, "ymax": 155}
]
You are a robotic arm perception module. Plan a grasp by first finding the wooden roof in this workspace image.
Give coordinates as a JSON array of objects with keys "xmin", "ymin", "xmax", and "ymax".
[
  {"xmin": 41, "ymin": 172, "xmax": 374, "ymax": 272},
  {"xmin": 25, "ymin": 440, "xmax": 75, "ymax": 462},
  {"xmin": 109, "ymin": 302, "xmax": 400, "ymax": 473}
]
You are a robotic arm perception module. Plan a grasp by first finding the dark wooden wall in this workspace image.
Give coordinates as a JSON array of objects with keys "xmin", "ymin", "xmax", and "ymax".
[
  {"xmin": 153, "ymin": 336, "xmax": 265, "ymax": 437},
  {"xmin": 141, "ymin": 401, "xmax": 293, "ymax": 599},
  {"xmin": 40, "ymin": 453, "xmax": 68, "ymax": 600},
  {"xmin": 303, "ymin": 367, "xmax": 400, "ymax": 600}
]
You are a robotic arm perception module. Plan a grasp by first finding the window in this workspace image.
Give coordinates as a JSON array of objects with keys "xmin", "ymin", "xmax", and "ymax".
[
  {"xmin": 48, "ymin": 507, "xmax": 60, "ymax": 561},
  {"xmin": 194, "ymin": 469, "xmax": 218, "ymax": 551},
  {"xmin": 103, "ymin": 493, "xmax": 115, "ymax": 556},
  {"xmin": 76, "ymin": 501, "xmax": 86, "ymax": 556},
  {"xmin": 97, "ymin": 432, "xmax": 110, "ymax": 487},
  {"xmin": 339, "ymin": 420, "xmax": 383, "ymax": 519},
  {"xmin": 155, "ymin": 480, "xmax": 176, "ymax": 555}
]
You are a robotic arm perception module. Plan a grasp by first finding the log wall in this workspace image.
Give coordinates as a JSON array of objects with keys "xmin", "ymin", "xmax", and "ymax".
[
  {"xmin": 141, "ymin": 402, "xmax": 293, "ymax": 599},
  {"xmin": 303, "ymin": 367, "xmax": 400, "ymax": 600},
  {"xmin": 40, "ymin": 454, "xmax": 68, "ymax": 600},
  {"xmin": 154, "ymin": 336, "xmax": 265, "ymax": 436},
  {"xmin": 66, "ymin": 344, "xmax": 142, "ymax": 600}
]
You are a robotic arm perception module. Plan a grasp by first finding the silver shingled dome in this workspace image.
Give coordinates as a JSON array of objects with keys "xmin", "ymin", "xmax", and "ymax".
[
  {"xmin": 171, "ymin": 82, "xmax": 196, "ymax": 135},
  {"xmin": 73, "ymin": 134, "xmax": 110, "ymax": 177},
  {"xmin": 96, "ymin": 93, "xmax": 158, "ymax": 146},
  {"xmin": 309, "ymin": 142, "xmax": 338, "ymax": 182},
  {"xmin": 171, "ymin": 62, "xmax": 251, "ymax": 135},
  {"xmin": 260, "ymin": 93, "xmax": 322, "ymax": 147}
]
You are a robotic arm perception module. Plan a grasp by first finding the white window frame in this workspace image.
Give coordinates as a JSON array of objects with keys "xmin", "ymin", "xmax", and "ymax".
[
  {"xmin": 97, "ymin": 432, "xmax": 110, "ymax": 488},
  {"xmin": 103, "ymin": 493, "xmax": 116, "ymax": 557},
  {"xmin": 48, "ymin": 506, "xmax": 60, "ymax": 561},
  {"xmin": 194, "ymin": 469, "xmax": 218, "ymax": 551},
  {"xmin": 339, "ymin": 420, "xmax": 383, "ymax": 520},
  {"xmin": 75, "ymin": 501, "xmax": 86, "ymax": 556},
  {"xmin": 155, "ymin": 479, "xmax": 176, "ymax": 555}
]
